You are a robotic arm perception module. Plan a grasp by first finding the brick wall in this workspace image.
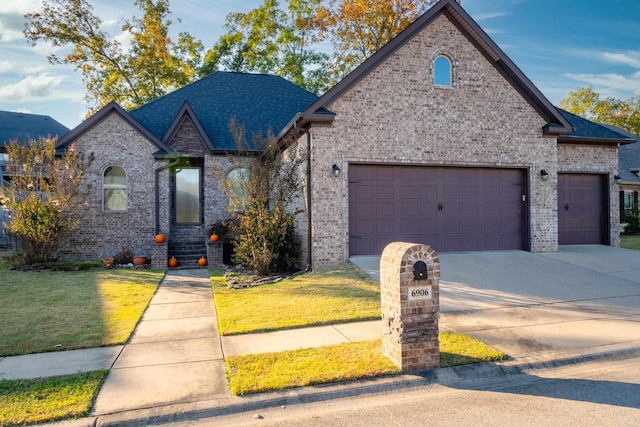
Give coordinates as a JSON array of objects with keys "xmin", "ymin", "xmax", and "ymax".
[
  {"xmin": 58, "ymin": 111, "xmax": 161, "ymax": 261},
  {"xmin": 306, "ymin": 14, "xmax": 557, "ymax": 267}
]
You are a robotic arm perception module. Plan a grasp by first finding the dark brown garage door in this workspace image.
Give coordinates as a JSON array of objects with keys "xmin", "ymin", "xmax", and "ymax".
[
  {"xmin": 349, "ymin": 165, "xmax": 526, "ymax": 255},
  {"xmin": 558, "ymin": 173, "xmax": 606, "ymax": 245}
]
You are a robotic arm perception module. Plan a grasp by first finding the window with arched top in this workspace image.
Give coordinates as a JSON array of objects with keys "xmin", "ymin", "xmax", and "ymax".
[
  {"xmin": 434, "ymin": 55, "xmax": 452, "ymax": 87},
  {"xmin": 227, "ymin": 168, "xmax": 250, "ymax": 212},
  {"xmin": 103, "ymin": 165, "xmax": 127, "ymax": 211}
]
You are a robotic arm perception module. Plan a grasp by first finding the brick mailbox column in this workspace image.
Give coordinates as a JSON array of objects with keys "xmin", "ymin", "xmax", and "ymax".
[{"xmin": 380, "ymin": 242, "xmax": 440, "ymax": 371}]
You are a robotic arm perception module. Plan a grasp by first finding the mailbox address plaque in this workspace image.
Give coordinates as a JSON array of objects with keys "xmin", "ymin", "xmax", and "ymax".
[{"xmin": 408, "ymin": 285, "xmax": 432, "ymax": 301}]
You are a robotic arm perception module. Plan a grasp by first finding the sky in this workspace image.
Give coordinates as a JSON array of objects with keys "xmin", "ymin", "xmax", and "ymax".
[{"xmin": 0, "ymin": 0, "xmax": 638, "ymax": 129}]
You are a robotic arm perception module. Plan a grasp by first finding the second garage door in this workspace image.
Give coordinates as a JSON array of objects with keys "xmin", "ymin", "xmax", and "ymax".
[
  {"xmin": 558, "ymin": 173, "xmax": 606, "ymax": 245},
  {"xmin": 349, "ymin": 165, "xmax": 526, "ymax": 255}
]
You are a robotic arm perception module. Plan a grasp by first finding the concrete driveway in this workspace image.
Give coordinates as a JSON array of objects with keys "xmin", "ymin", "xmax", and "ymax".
[{"xmin": 351, "ymin": 245, "xmax": 640, "ymax": 360}]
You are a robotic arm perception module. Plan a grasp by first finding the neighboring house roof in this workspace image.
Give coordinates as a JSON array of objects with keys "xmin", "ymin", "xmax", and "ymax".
[
  {"xmin": 280, "ymin": 0, "xmax": 574, "ymax": 142},
  {"xmin": 0, "ymin": 110, "xmax": 69, "ymax": 146},
  {"xmin": 601, "ymin": 124, "xmax": 640, "ymax": 184},
  {"xmin": 129, "ymin": 71, "xmax": 320, "ymax": 151},
  {"xmin": 56, "ymin": 102, "xmax": 173, "ymax": 155},
  {"xmin": 557, "ymin": 109, "xmax": 636, "ymax": 146}
]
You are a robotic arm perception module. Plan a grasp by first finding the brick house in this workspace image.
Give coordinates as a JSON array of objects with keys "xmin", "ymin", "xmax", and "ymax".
[{"xmin": 56, "ymin": 0, "xmax": 633, "ymax": 268}]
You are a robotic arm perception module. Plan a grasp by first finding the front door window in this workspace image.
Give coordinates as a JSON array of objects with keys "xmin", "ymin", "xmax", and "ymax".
[{"xmin": 175, "ymin": 167, "xmax": 201, "ymax": 223}]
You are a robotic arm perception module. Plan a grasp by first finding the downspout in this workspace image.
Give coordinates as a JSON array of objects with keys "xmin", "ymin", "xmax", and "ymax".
[
  {"xmin": 155, "ymin": 155, "xmax": 181, "ymax": 235},
  {"xmin": 306, "ymin": 130, "xmax": 313, "ymax": 270}
]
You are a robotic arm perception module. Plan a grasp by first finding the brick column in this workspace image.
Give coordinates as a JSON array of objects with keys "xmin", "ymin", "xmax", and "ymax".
[
  {"xmin": 206, "ymin": 241, "xmax": 223, "ymax": 266},
  {"xmin": 150, "ymin": 241, "xmax": 168, "ymax": 269},
  {"xmin": 380, "ymin": 242, "xmax": 440, "ymax": 371}
]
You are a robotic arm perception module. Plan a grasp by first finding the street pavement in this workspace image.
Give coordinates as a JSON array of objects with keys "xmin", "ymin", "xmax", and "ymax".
[{"xmin": 0, "ymin": 245, "xmax": 639, "ymax": 425}]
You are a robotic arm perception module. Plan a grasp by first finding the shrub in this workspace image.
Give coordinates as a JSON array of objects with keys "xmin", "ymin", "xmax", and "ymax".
[
  {"xmin": 0, "ymin": 138, "xmax": 93, "ymax": 263},
  {"xmin": 622, "ymin": 212, "xmax": 640, "ymax": 235},
  {"xmin": 215, "ymin": 121, "xmax": 305, "ymax": 276},
  {"xmin": 114, "ymin": 247, "xmax": 134, "ymax": 265}
]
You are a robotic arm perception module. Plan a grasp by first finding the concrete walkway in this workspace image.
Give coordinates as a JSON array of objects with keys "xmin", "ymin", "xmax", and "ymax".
[{"xmin": 92, "ymin": 269, "xmax": 228, "ymax": 415}]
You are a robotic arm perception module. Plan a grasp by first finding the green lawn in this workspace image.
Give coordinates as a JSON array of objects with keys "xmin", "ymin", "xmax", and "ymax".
[
  {"xmin": 211, "ymin": 263, "xmax": 381, "ymax": 335},
  {"xmin": 0, "ymin": 254, "xmax": 164, "ymax": 356},
  {"xmin": 226, "ymin": 334, "xmax": 508, "ymax": 395},
  {"xmin": 620, "ymin": 234, "xmax": 640, "ymax": 251},
  {"xmin": 0, "ymin": 371, "xmax": 108, "ymax": 427}
]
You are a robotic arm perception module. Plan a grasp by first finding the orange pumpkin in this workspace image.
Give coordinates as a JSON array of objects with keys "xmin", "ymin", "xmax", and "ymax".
[
  {"xmin": 210, "ymin": 234, "xmax": 219, "ymax": 242},
  {"xmin": 168, "ymin": 257, "xmax": 178, "ymax": 268},
  {"xmin": 198, "ymin": 257, "xmax": 207, "ymax": 267},
  {"xmin": 155, "ymin": 233, "xmax": 166, "ymax": 244}
]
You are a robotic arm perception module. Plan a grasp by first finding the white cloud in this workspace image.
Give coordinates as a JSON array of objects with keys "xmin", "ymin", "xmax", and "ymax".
[
  {"xmin": 0, "ymin": 61, "xmax": 13, "ymax": 72},
  {"xmin": 565, "ymin": 71, "xmax": 640, "ymax": 98},
  {"xmin": 0, "ymin": 0, "xmax": 40, "ymax": 14},
  {"xmin": 0, "ymin": 74, "xmax": 65, "ymax": 101},
  {"xmin": 601, "ymin": 51, "xmax": 640, "ymax": 69}
]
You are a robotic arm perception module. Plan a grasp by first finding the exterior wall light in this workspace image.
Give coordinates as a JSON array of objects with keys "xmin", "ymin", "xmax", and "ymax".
[
  {"xmin": 614, "ymin": 174, "xmax": 622, "ymax": 184},
  {"xmin": 540, "ymin": 169, "xmax": 549, "ymax": 181},
  {"xmin": 332, "ymin": 164, "xmax": 341, "ymax": 177}
]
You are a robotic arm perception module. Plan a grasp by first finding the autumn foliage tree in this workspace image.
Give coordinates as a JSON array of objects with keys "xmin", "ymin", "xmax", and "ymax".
[
  {"xmin": 559, "ymin": 87, "xmax": 640, "ymax": 135},
  {"xmin": 0, "ymin": 138, "xmax": 93, "ymax": 264},
  {"xmin": 200, "ymin": 0, "xmax": 330, "ymax": 94},
  {"xmin": 215, "ymin": 121, "xmax": 305, "ymax": 276},
  {"xmin": 316, "ymin": 0, "xmax": 436, "ymax": 79},
  {"xmin": 24, "ymin": 0, "xmax": 203, "ymax": 113}
]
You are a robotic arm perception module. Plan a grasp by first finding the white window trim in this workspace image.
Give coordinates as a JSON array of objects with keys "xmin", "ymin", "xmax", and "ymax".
[{"xmin": 102, "ymin": 164, "xmax": 128, "ymax": 212}]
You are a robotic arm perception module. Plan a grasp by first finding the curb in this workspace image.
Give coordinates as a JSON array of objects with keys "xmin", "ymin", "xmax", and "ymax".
[{"xmin": 45, "ymin": 342, "xmax": 640, "ymax": 427}]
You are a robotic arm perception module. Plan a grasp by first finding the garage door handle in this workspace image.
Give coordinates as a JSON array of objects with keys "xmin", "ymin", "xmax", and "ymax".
[
  {"xmin": 565, "ymin": 203, "xmax": 569, "ymax": 210},
  {"xmin": 438, "ymin": 202, "xmax": 443, "ymax": 211}
]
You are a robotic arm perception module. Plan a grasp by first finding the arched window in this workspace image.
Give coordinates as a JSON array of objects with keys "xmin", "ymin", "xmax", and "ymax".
[
  {"xmin": 103, "ymin": 165, "xmax": 127, "ymax": 211},
  {"xmin": 227, "ymin": 168, "xmax": 250, "ymax": 211},
  {"xmin": 434, "ymin": 55, "xmax": 452, "ymax": 87}
]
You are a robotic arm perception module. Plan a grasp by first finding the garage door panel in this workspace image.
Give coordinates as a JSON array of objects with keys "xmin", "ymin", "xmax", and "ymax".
[
  {"xmin": 558, "ymin": 173, "xmax": 605, "ymax": 245},
  {"xmin": 349, "ymin": 165, "xmax": 525, "ymax": 255},
  {"xmin": 463, "ymin": 218, "xmax": 479, "ymax": 232},
  {"xmin": 376, "ymin": 219, "xmax": 394, "ymax": 233},
  {"xmin": 400, "ymin": 202, "xmax": 419, "ymax": 216},
  {"xmin": 376, "ymin": 203, "xmax": 394, "ymax": 216}
]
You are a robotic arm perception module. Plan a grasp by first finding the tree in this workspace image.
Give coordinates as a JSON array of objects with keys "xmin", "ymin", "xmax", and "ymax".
[
  {"xmin": 214, "ymin": 120, "xmax": 305, "ymax": 276},
  {"xmin": 559, "ymin": 87, "xmax": 640, "ymax": 135},
  {"xmin": 0, "ymin": 138, "xmax": 93, "ymax": 264},
  {"xmin": 200, "ymin": 0, "xmax": 331, "ymax": 94},
  {"xmin": 24, "ymin": 0, "xmax": 203, "ymax": 113},
  {"xmin": 316, "ymin": 0, "xmax": 436, "ymax": 80}
]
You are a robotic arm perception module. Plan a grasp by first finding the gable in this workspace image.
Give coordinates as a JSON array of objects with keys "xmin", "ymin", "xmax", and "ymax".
[
  {"xmin": 285, "ymin": 0, "xmax": 571, "ymax": 139},
  {"xmin": 57, "ymin": 102, "xmax": 171, "ymax": 155}
]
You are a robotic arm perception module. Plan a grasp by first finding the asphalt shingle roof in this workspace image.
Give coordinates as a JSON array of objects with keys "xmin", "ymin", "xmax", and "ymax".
[
  {"xmin": 602, "ymin": 124, "xmax": 640, "ymax": 183},
  {"xmin": 0, "ymin": 110, "xmax": 69, "ymax": 146},
  {"xmin": 130, "ymin": 71, "xmax": 319, "ymax": 151},
  {"xmin": 557, "ymin": 109, "xmax": 631, "ymax": 141}
]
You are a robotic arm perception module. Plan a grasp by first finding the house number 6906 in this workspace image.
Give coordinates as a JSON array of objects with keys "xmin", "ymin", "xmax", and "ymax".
[{"xmin": 408, "ymin": 286, "xmax": 432, "ymax": 301}]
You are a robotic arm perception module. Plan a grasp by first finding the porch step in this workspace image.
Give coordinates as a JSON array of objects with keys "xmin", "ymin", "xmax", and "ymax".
[{"xmin": 168, "ymin": 239, "xmax": 207, "ymax": 267}]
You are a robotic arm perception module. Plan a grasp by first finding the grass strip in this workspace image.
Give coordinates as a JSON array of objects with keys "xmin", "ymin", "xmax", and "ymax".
[
  {"xmin": 0, "ymin": 257, "xmax": 164, "ymax": 356},
  {"xmin": 226, "ymin": 334, "xmax": 507, "ymax": 395},
  {"xmin": 226, "ymin": 340, "xmax": 400, "ymax": 395},
  {"xmin": 439, "ymin": 332, "xmax": 507, "ymax": 367},
  {"xmin": 0, "ymin": 370, "xmax": 108, "ymax": 426},
  {"xmin": 211, "ymin": 263, "xmax": 381, "ymax": 335},
  {"xmin": 620, "ymin": 234, "xmax": 640, "ymax": 251}
]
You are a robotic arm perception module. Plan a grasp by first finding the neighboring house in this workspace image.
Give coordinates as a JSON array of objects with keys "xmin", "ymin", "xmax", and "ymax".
[
  {"xmin": 604, "ymin": 125, "xmax": 640, "ymax": 219},
  {"xmin": 0, "ymin": 110, "xmax": 69, "ymax": 249},
  {"xmin": 56, "ymin": 0, "xmax": 634, "ymax": 269}
]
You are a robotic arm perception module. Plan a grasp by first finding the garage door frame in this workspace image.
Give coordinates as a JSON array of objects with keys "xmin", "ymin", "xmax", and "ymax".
[{"xmin": 348, "ymin": 163, "xmax": 531, "ymax": 255}]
